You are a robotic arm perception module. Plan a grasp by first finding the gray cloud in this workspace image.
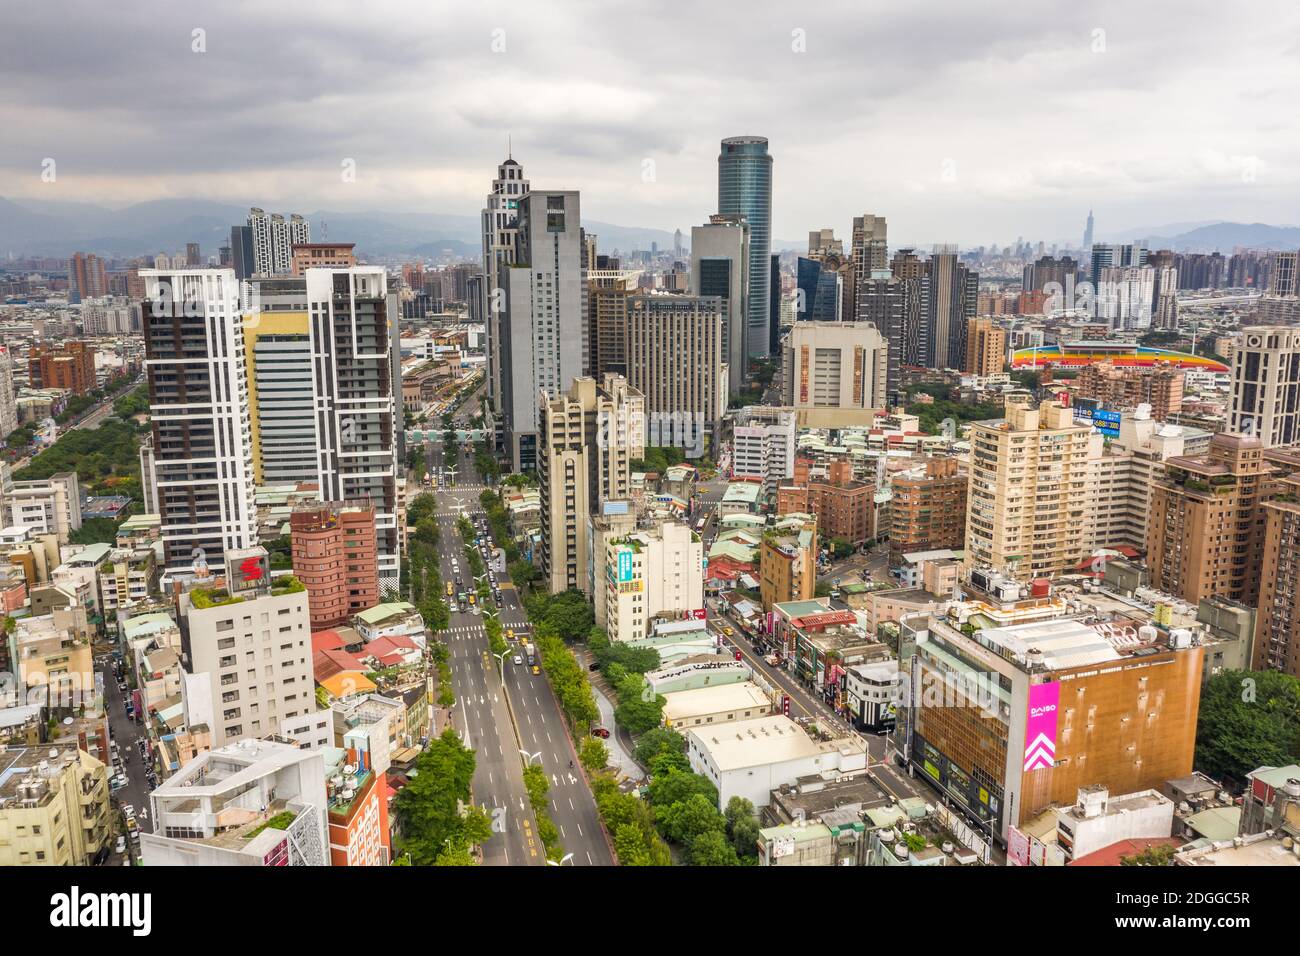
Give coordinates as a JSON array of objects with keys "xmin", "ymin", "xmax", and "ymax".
[{"xmin": 1, "ymin": 0, "xmax": 1297, "ymax": 247}]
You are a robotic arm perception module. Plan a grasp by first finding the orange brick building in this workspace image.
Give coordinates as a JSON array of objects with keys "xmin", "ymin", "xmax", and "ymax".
[
  {"xmin": 889, "ymin": 457, "xmax": 968, "ymax": 560},
  {"xmin": 777, "ymin": 460, "xmax": 875, "ymax": 544},
  {"xmin": 28, "ymin": 341, "xmax": 97, "ymax": 395},
  {"xmin": 290, "ymin": 502, "xmax": 380, "ymax": 630}
]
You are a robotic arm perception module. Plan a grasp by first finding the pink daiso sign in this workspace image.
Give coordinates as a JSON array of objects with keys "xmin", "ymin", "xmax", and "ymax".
[{"xmin": 1022, "ymin": 682, "xmax": 1060, "ymax": 772}]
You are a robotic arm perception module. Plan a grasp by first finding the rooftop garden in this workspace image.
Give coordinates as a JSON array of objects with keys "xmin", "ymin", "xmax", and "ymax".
[
  {"xmin": 191, "ymin": 588, "xmax": 245, "ymax": 610},
  {"xmin": 246, "ymin": 810, "xmax": 297, "ymax": 840}
]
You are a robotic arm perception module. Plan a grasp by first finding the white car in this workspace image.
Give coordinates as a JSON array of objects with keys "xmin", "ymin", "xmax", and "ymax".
[
  {"xmin": 115, "ymin": 836, "xmax": 127, "ymax": 854},
  {"xmin": 512, "ymin": 655, "xmax": 523, "ymax": 665}
]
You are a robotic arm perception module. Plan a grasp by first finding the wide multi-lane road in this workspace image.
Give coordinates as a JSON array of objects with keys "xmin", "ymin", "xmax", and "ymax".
[{"xmin": 424, "ymin": 438, "xmax": 612, "ymax": 866}]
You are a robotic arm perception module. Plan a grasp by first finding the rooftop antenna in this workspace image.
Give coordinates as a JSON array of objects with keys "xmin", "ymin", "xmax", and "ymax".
[
  {"xmin": 508, "ymin": 134, "xmax": 512, "ymax": 160},
  {"xmin": 321, "ymin": 220, "xmax": 328, "ymax": 241}
]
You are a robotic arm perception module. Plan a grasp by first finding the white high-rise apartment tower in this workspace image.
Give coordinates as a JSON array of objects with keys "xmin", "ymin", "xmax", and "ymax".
[
  {"xmin": 248, "ymin": 207, "xmax": 310, "ymax": 277},
  {"xmin": 141, "ymin": 268, "xmax": 257, "ymax": 576},
  {"xmin": 305, "ymin": 267, "xmax": 403, "ymax": 591}
]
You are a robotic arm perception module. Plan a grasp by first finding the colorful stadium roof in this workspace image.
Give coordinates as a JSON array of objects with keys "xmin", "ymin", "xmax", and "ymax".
[{"xmin": 1011, "ymin": 342, "xmax": 1228, "ymax": 372}]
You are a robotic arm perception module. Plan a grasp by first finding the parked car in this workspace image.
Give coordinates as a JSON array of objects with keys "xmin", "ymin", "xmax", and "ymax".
[
  {"xmin": 115, "ymin": 836, "xmax": 127, "ymax": 854},
  {"xmin": 590, "ymin": 727, "xmax": 611, "ymax": 739}
]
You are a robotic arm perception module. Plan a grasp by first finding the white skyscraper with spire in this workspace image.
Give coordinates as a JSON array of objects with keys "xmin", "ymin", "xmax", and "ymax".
[{"xmin": 1082, "ymin": 209, "xmax": 1095, "ymax": 253}]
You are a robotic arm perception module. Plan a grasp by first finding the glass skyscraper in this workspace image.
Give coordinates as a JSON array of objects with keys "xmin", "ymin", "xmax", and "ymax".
[{"xmin": 717, "ymin": 136, "xmax": 772, "ymax": 360}]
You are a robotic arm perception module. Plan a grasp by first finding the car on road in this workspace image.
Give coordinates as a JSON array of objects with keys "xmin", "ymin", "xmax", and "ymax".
[
  {"xmin": 764, "ymin": 654, "xmax": 782, "ymax": 666},
  {"xmin": 110, "ymin": 774, "xmax": 128, "ymax": 790},
  {"xmin": 512, "ymin": 655, "xmax": 522, "ymax": 665},
  {"xmin": 587, "ymin": 661, "xmax": 600, "ymax": 671},
  {"xmin": 722, "ymin": 626, "xmax": 734, "ymax": 636},
  {"xmin": 115, "ymin": 836, "xmax": 127, "ymax": 854},
  {"xmin": 590, "ymin": 727, "xmax": 611, "ymax": 739}
]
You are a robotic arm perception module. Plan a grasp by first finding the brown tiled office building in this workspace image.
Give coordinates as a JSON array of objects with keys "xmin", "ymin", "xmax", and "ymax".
[
  {"xmin": 889, "ymin": 458, "xmax": 968, "ymax": 560},
  {"xmin": 290, "ymin": 502, "xmax": 380, "ymax": 630}
]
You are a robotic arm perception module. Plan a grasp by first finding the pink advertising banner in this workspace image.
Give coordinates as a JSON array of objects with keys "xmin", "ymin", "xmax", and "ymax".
[{"xmin": 1022, "ymin": 681, "xmax": 1060, "ymax": 772}]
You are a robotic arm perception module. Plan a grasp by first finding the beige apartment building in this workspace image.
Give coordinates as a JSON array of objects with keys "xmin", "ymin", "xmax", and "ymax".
[
  {"xmin": 1090, "ymin": 413, "xmax": 1213, "ymax": 551},
  {"xmin": 180, "ymin": 549, "xmax": 317, "ymax": 747},
  {"xmin": 964, "ymin": 317, "xmax": 1007, "ymax": 377},
  {"xmin": 0, "ymin": 746, "xmax": 110, "ymax": 866},
  {"xmin": 539, "ymin": 375, "xmax": 644, "ymax": 595},
  {"xmin": 759, "ymin": 518, "xmax": 818, "ymax": 612},
  {"xmin": 965, "ymin": 399, "xmax": 1102, "ymax": 580},
  {"xmin": 605, "ymin": 521, "xmax": 705, "ymax": 642},
  {"xmin": 781, "ymin": 321, "xmax": 888, "ymax": 427},
  {"xmin": 1228, "ymin": 326, "xmax": 1300, "ymax": 448}
]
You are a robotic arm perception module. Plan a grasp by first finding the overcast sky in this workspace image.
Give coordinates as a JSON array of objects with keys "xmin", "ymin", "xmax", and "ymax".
[{"xmin": 2, "ymin": 0, "xmax": 1298, "ymax": 247}]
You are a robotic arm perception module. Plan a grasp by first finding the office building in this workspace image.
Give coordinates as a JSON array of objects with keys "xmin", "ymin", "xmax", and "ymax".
[
  {"xmin": 625, "ymin": 294, "xmax": 726, "ymax": 451},
  {"xmin": 1146, "ymin": 433, "xmax": 1278, "ymax": 605},
  {"xmin": 247, "ymin": 207, "xmax": 310, "ymax": 277},
  {"xmin": 180, "ymin": 548, "xmax": 316, "ymax": 748},
  {"xmin": 500, "ymin": 189, "xmax": 585, "ymax": 472},
  {"xmin": 539, "ymin": 375, "xmax": 643, "ymax": 595},
  {"xmin": 481, "ymin": 156, "xmax": 530, "ymax": 415},
  {"xmin": 604, "ymin": 521, "xmax": 705, "ymax": 642},
  {"xmin": 759, "ymin": 517, "xmax": 817, "ymax": 611},
  {"xmin": 795, "ymin": 256, "xmax": 842, "ymax": 323},
  {"xmin": 229, "ymin": 225, "xmax": 255, "ymax": 281},
  {"xmin": 305, "ymin": 267, "xmax": 402, "ymax": 591},
  {"xmin": 142, "ymin": 268, "xmax": 258, "ymax": 575},
  {"xmin": 896, "ymin": 600, "xmax": 1204, "ymax": 846},
  {"xmin": 857, "ymin": 271, "xmax": 922, "ymax": 401},
  {"xmin": 731, "ymin": 405, "xmax": 797, "ymax": 496},
  {"xmin": 1229, "ymin": 327, "xmax": 1300, "ymax": 447},
  {"xmin": 1082, "ymin": 210, "xmax": 1094, "ymax": 252},
  {"xmin": 965, "ymin": 399, "xmax": 1101, "ymax": 580},
  {"xmin": 781, "ymin": 321, "xmax": 887, "ymax": 426},
  {"xmin": 290, "ymin": 242, "xmax": 356, "ymax": 276},
  {"xmin": 889, "ymin": 458, "xmax": 968, "ymax": 561},
  {"xmin": 717, "ymin": 136, "xmax": 773, "ymax": 359},
  {"xmin": 291, "ymin": 502, "xmax": 380, "ymax": 630},
  {"xmin": 0, "ymin": 746, "xmax": 110, "ymax": 866},
  {"xmin": 141, "ymin": 738, "xmax": 329, "ymax": 866},
  {"xmin": 924, "ymin": 248, "xmax": 978, "ymax": 370},
  {"xmin": 690, "ymin": 214, "xmax": 750, "ymax": 395},
  {"xmin": 964, "ymin": 317, "xmax": 1007, "ymax": 377}
]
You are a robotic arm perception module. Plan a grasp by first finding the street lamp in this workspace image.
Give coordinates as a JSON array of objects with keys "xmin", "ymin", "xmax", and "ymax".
[
  {"xmin": 492, "ymin": 649, "xmax": 508, "ymax": 680},
  {"xmin": 546, "ymin": 853, "xmax": 575, "ymax": 866},
  {"xmin": 519, "ymin": 749, "xmax": 542, "ymax": 767}
]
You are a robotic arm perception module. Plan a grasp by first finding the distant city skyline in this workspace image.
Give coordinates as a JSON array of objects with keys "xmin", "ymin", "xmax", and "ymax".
[{"xmin": 3, "ymin": 2, "xmax": 1300, "ymax": 248}]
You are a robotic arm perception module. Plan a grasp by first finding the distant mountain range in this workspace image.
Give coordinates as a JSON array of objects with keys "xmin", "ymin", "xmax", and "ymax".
[
  {"xmin": 4, "ymin": 197, "xmax": 1296, "ymax": 261},
  {"xmin": 0, "ymin": 197, "xmax": 714, "ymax": 261},
  {"xmin": 1102, "ymin": 220, "xmax": 1300, "ymax": 252}
]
